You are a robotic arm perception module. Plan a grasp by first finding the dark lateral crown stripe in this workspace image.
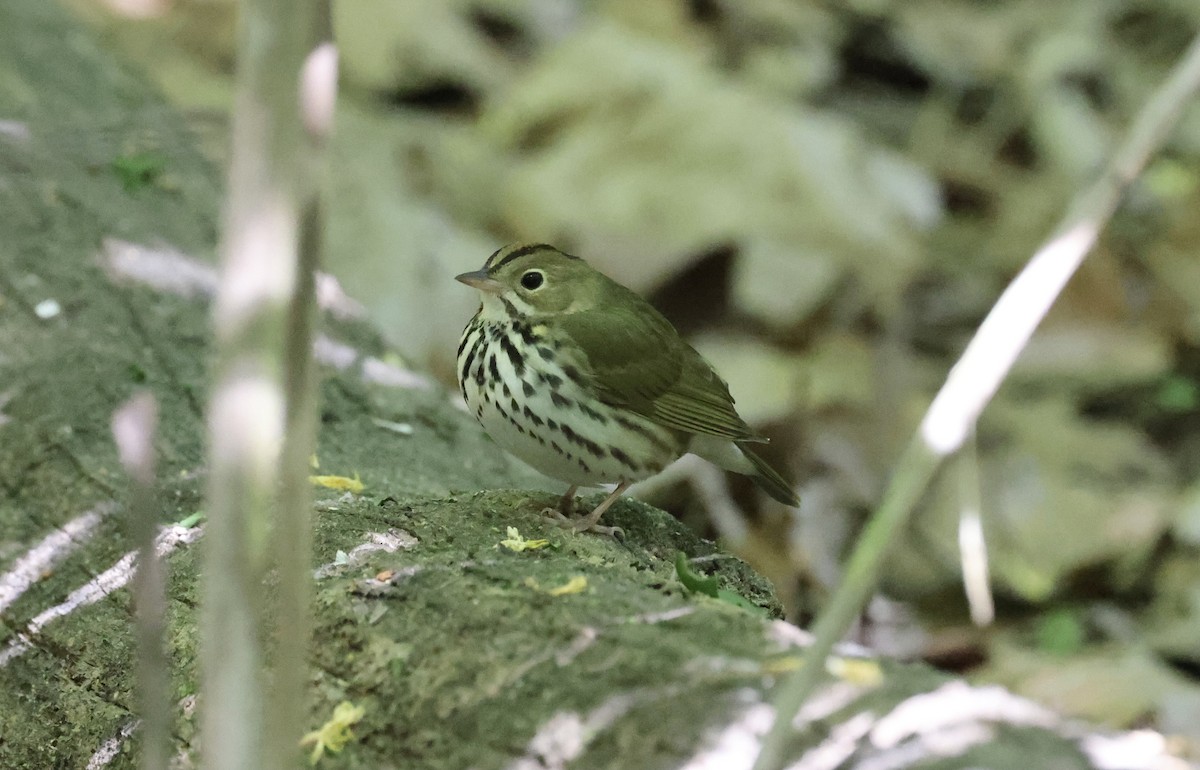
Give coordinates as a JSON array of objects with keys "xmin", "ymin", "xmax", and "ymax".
[
  {"xmin": 485, "ymin": 243, "xmax": 581, "ymax": 271},
  {"xmin": 486, "ymin": 243, "xmax": 554, "ymax": 270}
]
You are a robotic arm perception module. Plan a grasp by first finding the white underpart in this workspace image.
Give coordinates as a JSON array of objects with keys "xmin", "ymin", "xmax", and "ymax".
[
  {"xmin": 477, "ymin": 291, "xmax": 533, "ymax": 322},
  {"xmin": 687, "ymin": 434, "xmax": 755, "ymax": 475},
  {"xmin": 459, "ymin": 316, "xmax": 679, "ymax": 487}
]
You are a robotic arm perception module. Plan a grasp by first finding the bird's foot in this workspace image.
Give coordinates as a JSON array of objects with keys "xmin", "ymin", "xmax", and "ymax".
[
  {"xmin": 538, "ymin": 482, "xmax": 630, "ymax": 539},
  {"xmin": 540, "ymin": 506, "xmax": 625, "ymax": 538}
]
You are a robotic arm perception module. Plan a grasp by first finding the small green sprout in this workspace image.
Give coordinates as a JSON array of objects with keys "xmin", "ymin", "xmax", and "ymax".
[{"xmin": 674, "ymin": 552, "xmax": 764, "ymax": 614}]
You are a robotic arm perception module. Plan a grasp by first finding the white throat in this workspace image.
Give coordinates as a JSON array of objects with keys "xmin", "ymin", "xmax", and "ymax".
[{"xmin": 477, "ymin": 292, "xmax": 534, "ymax": 322}]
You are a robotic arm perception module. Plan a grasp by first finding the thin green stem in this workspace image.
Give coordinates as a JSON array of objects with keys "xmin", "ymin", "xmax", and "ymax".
[{"xmin": 753, "ymin": 438, "xmax": 939, "ymax": 770}]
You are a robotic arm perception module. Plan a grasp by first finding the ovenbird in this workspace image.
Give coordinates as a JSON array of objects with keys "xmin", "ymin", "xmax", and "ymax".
[{"xmin": 456, "ymin": 243, "xmax": 798, "ymax": 535}]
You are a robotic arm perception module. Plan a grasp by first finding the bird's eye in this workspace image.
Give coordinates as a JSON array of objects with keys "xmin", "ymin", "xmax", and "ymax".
[{"xmin": 520, "ymin": 270, "xmax": 545, "ymax": 290}]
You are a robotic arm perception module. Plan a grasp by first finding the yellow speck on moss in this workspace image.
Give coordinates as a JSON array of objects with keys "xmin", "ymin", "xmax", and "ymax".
[
  {"xmin": 523, "ymin": 575, "xmax": 588, "ymax": 596},
  {"xmin": 499, "ymin": 526, "xmax": 550, "ymax": 552},
  {"xmin": 309, "ymin": 472, "xmax": 363, "ymax": 493},
  {"xmin": 826, "ymin": 656, "xmax": 883, "ymax": 686},
  {"xmin": 761, "ymin": 655, "xmax": 803, "ymax": 675},
  {"xmin": 300, "ymin": 701, "xmax": 365, "ymax": 765},
  {"xmin": 759, "ymin": 655, "xmax": 882, "ymax": 685},
  {"xmin": 547, "ymin": 575, "xmax": 588, "ymax": 596}
]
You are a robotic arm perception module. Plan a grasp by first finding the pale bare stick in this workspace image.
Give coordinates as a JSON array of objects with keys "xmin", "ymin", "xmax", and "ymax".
[
  {"xmin": 112, "ymin": 393, "xmax": 166, "ymax": 770},
  {"xmin": 266, "ymin": 5, "xmax": 337, "ymax": 768},
  {"xmin": 199, "ymin": 2, "xmax": 328, "ymax": 769},
  {"xmin": 956, "ymin": 432, "xmax": 994, "ymax": 626}
]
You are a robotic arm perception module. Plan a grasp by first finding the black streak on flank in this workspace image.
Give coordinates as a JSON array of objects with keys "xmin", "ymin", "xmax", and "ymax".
[
  {"xmin": 538, "ymin": 372, "xmax": 562, "ymax": 389},
  {"xmin": 582, "ymin": 438, "xmax": 606, "ymax": 458},
  {"xmin": 522, "ymin": 405, "xmax": 544, "ymax": 427},
  {"xmin": 523, "ymin": 381, "xmax": 535, "ymax": 398},
  {"xmin": 614, "ymin": 414, "xmax": 674, "ymax": 454},
  {"xmin": 560, "ymin": 423, "xmax": 606, "ymax": 458},
  {"xmin": 488, "ymin": 353, "xmax": 500, "ymax": 383},
  {"xmin": 550, "ymin": 392, "xmax": 571, "ymax": 409},
  {"xmin": 536, "ymin": 346, "xmax": 554, "ymax": 361},
  {"xmin": 610, "ymin": 447, "xmax": 637, "ymax": 471},
  {"xmin": 579, "ymin": 403, "xmax": 608, "ymax": 425}
]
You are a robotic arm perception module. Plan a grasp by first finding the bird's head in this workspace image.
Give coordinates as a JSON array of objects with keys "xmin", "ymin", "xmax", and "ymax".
[{"xmin": 456, "ymin": 243, "xmax": 598, "ymax": 320}]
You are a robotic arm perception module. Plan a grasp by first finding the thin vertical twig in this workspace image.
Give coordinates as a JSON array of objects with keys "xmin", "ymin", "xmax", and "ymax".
[
  {"xmin": 956, "ymin": 432, "xmax": 994, "ymax": 626},
  {"xmin": 752, "ymin": 32, "xmax": 1200, "ymax": 770},
  {"xmin": 112, "ymin": 393, "xmax": 167, "ymax": 770},
  {"xmin": 200, "ymin": 2, "xmax": 325, "ymax": 769},
  {"xmin": 265, "ymin": 3, "xmax": 337, "ymax": 768}
]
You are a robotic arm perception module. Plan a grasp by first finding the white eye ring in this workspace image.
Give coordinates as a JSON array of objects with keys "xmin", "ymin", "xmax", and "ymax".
[{"xmin": 520, "ymin": 270, "xmax": 545, "ymax": 290}]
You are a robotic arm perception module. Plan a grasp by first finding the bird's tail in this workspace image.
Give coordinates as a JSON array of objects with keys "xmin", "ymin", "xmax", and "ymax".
[
  {"xmin": 690, "ymin": 435, "xmax": 800, "ymax": 507},
  {"xmin": 737, "ymin": 442, "xmax": 799, "ymax": 507}
]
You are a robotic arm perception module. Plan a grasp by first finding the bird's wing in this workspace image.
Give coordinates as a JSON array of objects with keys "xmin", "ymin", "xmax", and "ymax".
[{"xmin": 556, "ymin": 298, "xmax": 759, "ymax": 441}]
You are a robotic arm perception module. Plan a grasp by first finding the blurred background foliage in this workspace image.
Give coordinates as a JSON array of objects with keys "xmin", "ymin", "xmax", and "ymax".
[{"xmin": 70, "ymin": 0, "xmax": 1200, "ymax": 750}]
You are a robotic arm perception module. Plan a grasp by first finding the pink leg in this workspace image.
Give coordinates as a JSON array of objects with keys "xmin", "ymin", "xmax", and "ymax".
[
  {"xmin": 573, "ymin": 481, "xmax": 631, "ymax": 534},
  {"xmin": 541, "ymin": 482, "xmax": 629, "ymax": 537}
]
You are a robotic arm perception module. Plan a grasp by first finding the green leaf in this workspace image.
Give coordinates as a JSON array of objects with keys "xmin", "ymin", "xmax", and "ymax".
[
  {"xmin": 674, "ymin": 552, "xmax": 764, "ymax": 614},
  {"xmin": 1035, "ymin": 608, "xmax": 1086, "ymax": 656},
  {"xmin": 175, "ymin": 511, "xmax": 206, "ymax": 527},
  {"xmin": 111, "ymin": 151, "xmax": 167, "ymax": 193},
  {"xmin": 1156, "ymin": 375, "xmax": 1199, "ymax": 413},
  {"xmin": 675, "ymin": 552, "xmax": 720, "ymax": 597}
]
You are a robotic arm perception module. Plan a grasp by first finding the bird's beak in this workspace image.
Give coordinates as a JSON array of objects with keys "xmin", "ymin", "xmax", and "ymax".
[{"xmin": 455, "ymin": 269, "xmax": 505, "ymax": 294}]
